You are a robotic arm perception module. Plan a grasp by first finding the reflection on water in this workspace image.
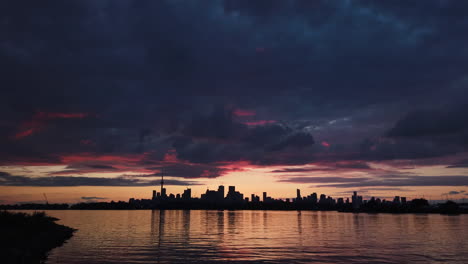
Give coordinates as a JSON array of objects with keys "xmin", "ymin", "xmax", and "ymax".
[{"xmin": 39, "ymin": 210, "xmax": 468, "ymax": 264}]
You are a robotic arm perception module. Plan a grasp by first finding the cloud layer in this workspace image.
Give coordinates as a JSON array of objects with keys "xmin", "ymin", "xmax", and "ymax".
[{"xmin": 1, "ymin": 0, "xmax": 468, "ymax": 190}]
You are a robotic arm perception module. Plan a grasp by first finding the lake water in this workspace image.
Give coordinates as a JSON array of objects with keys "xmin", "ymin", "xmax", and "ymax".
[{"xmin": 40, "ymin": 210, "xmax": 467, "ymax": 264}]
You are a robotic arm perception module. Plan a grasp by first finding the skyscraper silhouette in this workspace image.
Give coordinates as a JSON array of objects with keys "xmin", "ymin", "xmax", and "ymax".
[
  {"xmin": 160, "ymin": 168, "xmax": 165, "ymax": 198},
  {"xmin": 218, "ymin": 185, "xmax": 225, "ymax": 200}
]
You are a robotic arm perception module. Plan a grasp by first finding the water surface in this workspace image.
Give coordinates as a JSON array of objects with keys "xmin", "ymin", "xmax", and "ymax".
[{"xmin": 41, "ymin": 210, "xmax": 467, "ymax": 263}]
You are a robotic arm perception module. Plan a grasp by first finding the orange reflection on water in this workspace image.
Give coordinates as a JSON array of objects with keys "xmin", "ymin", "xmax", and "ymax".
[{"xmin": 34, "ymin": 210, "xmax": 468, "ymax": 264}]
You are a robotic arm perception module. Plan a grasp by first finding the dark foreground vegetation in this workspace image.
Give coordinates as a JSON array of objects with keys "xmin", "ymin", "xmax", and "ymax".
[{"xmin": 0, "ymin": 211, "xmax": 76, "ymax": 264}]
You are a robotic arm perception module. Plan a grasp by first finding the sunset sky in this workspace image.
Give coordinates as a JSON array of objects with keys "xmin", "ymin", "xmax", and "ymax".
[{"xmin": 1, "ymin": 0, "xmax": 468, "ymax": 204}]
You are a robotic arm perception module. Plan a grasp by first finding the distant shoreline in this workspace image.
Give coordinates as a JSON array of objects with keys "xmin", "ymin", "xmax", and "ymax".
[
  {"xmin": 2, "ymin": 198, "xmax": 467, "ymax": 215},
  {"xmin": 4, "ymin": 207, "xmax": 467, "ymax": 215}
]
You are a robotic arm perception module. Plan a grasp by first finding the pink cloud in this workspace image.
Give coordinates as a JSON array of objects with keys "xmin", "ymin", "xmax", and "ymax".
[
  {"xmin": 244, "ymin": 120, "xmax": 276, "ymax": 126},
  {"xmin": 233, "ymin": 109, "xmax": 256, "ymax": 117},
  {"xmin": 163, "ymin": 149, "xmax": 180, "ymax": 163},
  {"xmin": 14, "ymin": 128, "xmax": 36, "ymax": 140},
  {"xmin": 35, "ymin": 111, "xmax": 90, "ymax": 119},
  {"xmin": 13, "ymin": 111, "xmax": 93, "ymax": 140},
  {"xmin": 61, "ymin": 153, "xmax": 144, "ymax": 164}
]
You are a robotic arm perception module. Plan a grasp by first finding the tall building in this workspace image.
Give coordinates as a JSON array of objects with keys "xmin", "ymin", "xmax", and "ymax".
[
  {"xmin": 202, "ymin": 189, "xmax": 219, "ymax": 201},
  {"xmin": 218, "ymin": 185, "xmax": 225, "ymax": 199},
  {"xmin": 251, "ymin": 194, "xmax": 260, "ymax": 202},
  {"xmin": 182, "ymin": 188, "xmax": 191, "ymax": 200},
  {"xmin": 311, "ymin": 193, "xmax": 318, "ymax": 204},
  {"xmin": 152, "ymin": 190, "xmax": 156, "ymax": 200},
  {"xmin": 319, "ymin": 194, "xmax": 326, "ymax": 204},
  {"xmin": 226, "ymin": 185, "xmax": 243, "ymax": 201},
  {"xmin": 296, "ymin": 189, "xmax": 301, "ymax": 201},
  {"xmin": 263, "ymin": 192, "xmax": 267, "ymax": 202},
  {"xmin": 352, "ymin": 191, "xmax": 361, "ymax": 209},
  {"xmin": 160, "ymin": 168, "xmax": 165, "ymax": 198},
  {"xmin": 337, "ymin": 198, "xmax": 344, "ymax": 205}
]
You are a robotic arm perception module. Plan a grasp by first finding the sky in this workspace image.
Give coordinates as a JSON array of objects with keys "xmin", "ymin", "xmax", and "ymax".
[{"xmin": 1, "ymin": 0, "xmax": 468, "ymax": 204}]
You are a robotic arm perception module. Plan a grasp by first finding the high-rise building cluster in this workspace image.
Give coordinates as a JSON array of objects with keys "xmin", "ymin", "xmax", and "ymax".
[
  {"xmin": 138, "ymin": 183, "xmax": 411, "ymax": 211},
  {"xmin": 125, "ymin": 170, "xmax": 419, "ymax": 211}
]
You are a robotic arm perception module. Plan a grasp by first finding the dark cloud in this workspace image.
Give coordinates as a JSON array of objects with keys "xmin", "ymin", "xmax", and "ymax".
[
  {"xmin": 81, "ymin": 196, "xmax": 107, "ymax": 200},
  {"xmin": 1, "ymin": 0, "xmax": 468, "ymax": 180},
  {"xmin": 357, "ymin": 137, "xmax": 461, "ymax": 161},
  {"xmin": 182, "ymin": 106, "xmax": 247, "ymax": 140},
  {"xmin": 271, "ymin": 168, "xmax": 323, "ymax": 173},
  {"xmin": 2, "ymin": 0, "xmax": 465, "ymax": 107},
  {"xmin": 278, "ymin": 176, "xmax": 370, "ymax": 184},
  {"xmin": 173, "ymin": 107, "xmax": 315, "ymax": 165},
  {"xmin": 335, "ymin": 162, "xmax": 371, "ymax": 169},
  {"xmin": 244, "ymin": 124, "xmax": 293, "ymax": 148},
  {"xmin": 146, "ymin": 163, "xmax": 235, "ymax": 179},
  {"xmin": 375, "ymin": 104, "xmax": 468, "ymax": 161},
  {"xmin": 271, "ymin": 162, "xmax": 371, "ymax": 173},
  {"xmin": 316, "ymin": 175, "xmax": 468, "ymax": 188},
  {"xmin": 86, "ymin": 164, "xmax": 117, "ymax": 170},
  {"xmin": 387, "ymin": 105, "xmax": 468, "ymax": 138},
  {"xmin": 65, "ymin": 164, "xmax": 118, "ymax": 170},
  {"xmin": 269, "ymin": 131, "xmax": 315, "ymax": 151},
  {"xmin": 444, "ymin": 191, "xmax": 460, "ymax": 195},
  {"xmin": 446, "ymin": 159, "xmax": 468, "ymax": 168},
  {"xmin": 0, "ymin": 172, "xmax": 199, "ymax": 187}
]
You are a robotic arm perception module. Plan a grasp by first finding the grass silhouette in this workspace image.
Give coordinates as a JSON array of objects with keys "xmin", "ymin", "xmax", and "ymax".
[{"xmin": 0, "ymin": 211, "xmax": 76, "ymax": 264}]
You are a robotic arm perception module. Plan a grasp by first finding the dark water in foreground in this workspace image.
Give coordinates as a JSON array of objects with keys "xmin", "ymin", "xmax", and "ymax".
[{"xmin": 39, "ymin": 210, "xmax": 466, "ymax": 264}]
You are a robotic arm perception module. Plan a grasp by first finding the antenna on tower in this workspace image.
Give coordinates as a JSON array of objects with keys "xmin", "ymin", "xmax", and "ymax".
[{"xmin": 160, "ymin": 167, "xmax": 164, "ymax": 195}]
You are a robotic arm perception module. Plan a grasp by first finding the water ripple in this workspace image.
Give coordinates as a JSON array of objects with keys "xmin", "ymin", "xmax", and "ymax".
[{"xmin": 38, "ymin": 210, "xmax": 468, "ymax": 264}]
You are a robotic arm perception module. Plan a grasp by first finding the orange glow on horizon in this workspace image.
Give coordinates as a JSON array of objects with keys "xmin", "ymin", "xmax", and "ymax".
[{"xmin": 1, "ymin": 158, "xmax": 468, "ymax": 204}]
